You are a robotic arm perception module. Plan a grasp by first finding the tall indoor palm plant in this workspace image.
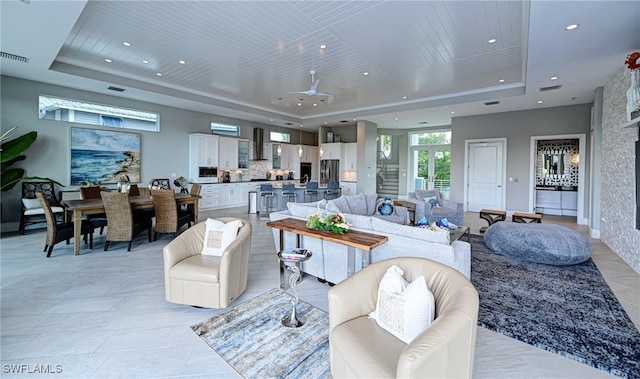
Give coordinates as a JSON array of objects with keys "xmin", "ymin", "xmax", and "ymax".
[{"xmin": 1, "ymin": 126, "xmax": 61, "ymax": 191}]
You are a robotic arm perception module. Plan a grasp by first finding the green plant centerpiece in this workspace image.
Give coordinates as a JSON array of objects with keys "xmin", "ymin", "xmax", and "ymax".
[
  {"xmin": 306, "ymin": 199, "xmax": 351, "ymax": 234},
  {"xmin": 1, "ymin": 126, "xmax": 62, "ymax": 191}
]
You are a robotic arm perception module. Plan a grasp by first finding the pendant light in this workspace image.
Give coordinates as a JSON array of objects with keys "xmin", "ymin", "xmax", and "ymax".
[
  {"xmin": 299, "ymin": 124, "xmax": 303, "ymax": 157},
  {"xmin": 277, "ymin": 124, "xmax": 282, "ymax": 156}
]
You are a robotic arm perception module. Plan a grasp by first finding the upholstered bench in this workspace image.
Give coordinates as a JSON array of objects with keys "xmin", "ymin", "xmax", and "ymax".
[{"xmin": 483, "ymin": 222, "xmax": 591, "ymax": 265}]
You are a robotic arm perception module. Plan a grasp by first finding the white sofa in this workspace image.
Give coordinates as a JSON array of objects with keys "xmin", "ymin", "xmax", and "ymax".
[{"xmin": 269, "ymin": 199, "xmax": 471, "ymax": 284}]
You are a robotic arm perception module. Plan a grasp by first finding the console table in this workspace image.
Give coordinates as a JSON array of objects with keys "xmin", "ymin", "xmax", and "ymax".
[{"xmin": 266, "ymin": 218, "xmax": 388, "ymax": 288}]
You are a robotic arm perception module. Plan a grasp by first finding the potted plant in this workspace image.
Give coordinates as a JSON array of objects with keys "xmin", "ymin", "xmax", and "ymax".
[{"xmin": 1, "ymin": 126, "xmax": 62, "ymax": 191}]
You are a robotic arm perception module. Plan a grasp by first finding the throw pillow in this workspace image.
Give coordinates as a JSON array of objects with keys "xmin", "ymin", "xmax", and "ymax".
[
  {"xmin": 369, "ymin": 265, "xmax": 435, "ymax": 344},
  {"xmin": 424, "ymin": 196, "xmax": 440, "ymax": 207},
  {"xmin": 376, "ymin": 196, "xmax": 396, "ymax": 216},
  {"xmin": 201, "ymin": 218, "xmax": 243, "ymax": 256},
  {"xmin": 22, "ymin": 198, "xmax": 42, "ymax": 209}
]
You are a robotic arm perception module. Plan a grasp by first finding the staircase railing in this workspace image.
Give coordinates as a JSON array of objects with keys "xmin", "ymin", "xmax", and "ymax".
[{"xmin": 377, "ymin": 150, "xmax": 389, "ymax": 191}]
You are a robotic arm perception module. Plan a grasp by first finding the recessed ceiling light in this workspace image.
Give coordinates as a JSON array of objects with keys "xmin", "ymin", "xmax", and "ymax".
[
  {"xmin": 550, "ymin": 76, "xmax": 558, "ymax": 80},
  {"xmin": 537, "ymin": 100, "xmax": 544, "ymax": 104},
  {"xmin": 394, "ymin": 117, "xmax": 399, "ymax": 121},
  {"xmin": 451, "ymin": 111, "xmax": 456, "ymax": 114},
  {"xmin": 363, "ymin": 72, "xmax": 369, "ymax": 76},
  {"xmin": 353, "ymin": 118, "xmax": 357, "ymax": 121},
  {"xmin": 498, "ymin": 79, "xmax": 505, "ymax": 83},
  {"xmin": 142, "ymin": 59, "xmax": 149, "ymax": 64},
  {"xmin": 123, "ymin": 41, "xmax": 131, "ymax": 47},
  {"xmin": 297, "ymin": 102, "xmax": 302, "ymax": 106},
  {"xmin": 313, "ymin": 103, "xmax": 317, "ymax": 107},
  {"xmin": 320, "ymin": 44, "xmax": 326, "ymax": 49},
  {"xmin": 179, "ymin": 60, "xmax": 186, "ymax": 64},
  {"xmin": 565, "ymin": 24, "xmax": 579, "ymax": 30},
  {"xmin": 105, "ymin": 58, "xmax": 112, "ymax": 63},
  {"xmin": 156, "ymin": 72, "xmax": 162, "ymax": 77},
  {"xmin": 324, "ymin": 122, "xmax": 328, "ymax": 125},
  {"xmin": 488, "ymin": 38, "xmax": 497, "ymax": 44},
  {"xmin": 402, "ymin": 96, "xmax": 407, "ymax": 100},
  {"xmin": 270, "ymin": 119, "xmax": 274, "ymax": 122}
]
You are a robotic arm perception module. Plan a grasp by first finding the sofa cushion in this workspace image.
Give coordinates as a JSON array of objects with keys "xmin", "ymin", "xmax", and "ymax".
[
  {"xmin": 371, "ymin": 217, "xmax": 449, "ymax": 244},
  {"xmin": 369, "ymin": 265, "xmax": 435, "ymax": 344},
  {"xmin": 344, "ymin": 193, "xmax": 368, "ymax": 215},
  {"xmin": 288, "ymin": 202, "xmax": 322, "ymax": 219},
  {"xmin": 201, "ymin": 218, "xmax": 243, "ymax": 256},
  {"xmin": 22, "ymin": 198, "xmax": 42, "ymax": 209},
  {"xmin": 343, "ymin": 213, "xmax": 373, "ymax": 230},
  {"xmin": 329, "ymin": 196, "xmax": 352, "ymax": 214},
  {"xmin": 365, "ymin": 194, "xmax": 380, "ymax": 215}
]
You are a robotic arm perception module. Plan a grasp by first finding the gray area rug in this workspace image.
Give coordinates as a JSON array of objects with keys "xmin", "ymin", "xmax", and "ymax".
[
  {"xmin": 470, "ymin": 234, "xmax": 640, "ymax": 378},
  {"xmin": 191, "ymin": 289, "xmax": 330, "ymax": 379}
]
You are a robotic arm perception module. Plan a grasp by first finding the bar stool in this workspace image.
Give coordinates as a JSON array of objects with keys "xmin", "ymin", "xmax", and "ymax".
[
  {"xmin": 282, "ymin": 183, "xmax": 297, "ymax": 205},
  {"xmin": 260, "ymin": 184, "xmax": 275, "ymax": 219},
  {"xmin": 324, "ymin": 181, "xmax": 341, "ymax": 200},
  {"xmin": 304, "ymin": 182, "xmax": 319, "ymax": 202}
]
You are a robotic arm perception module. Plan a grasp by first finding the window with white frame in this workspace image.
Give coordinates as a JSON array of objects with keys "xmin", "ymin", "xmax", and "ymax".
[{"xmin": 38, "ymin": 95, "xmax": 159, "ymax": 132}]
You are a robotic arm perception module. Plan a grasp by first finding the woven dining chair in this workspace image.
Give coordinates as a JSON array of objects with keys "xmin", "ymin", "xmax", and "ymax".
[
  {"xmin": 101, "ymin": 191, "xmax": 152, "ymax": 252},
  {"xmin": 37, "ymin": 192, "xmax": 94, "ymax": 257},
  {"xmin": 20, "ymin": 181, "xmax": 64, "ymax": 234},
  {"xmin": 184, "ymin": 183, "xmax": 202, "ymax": 219},
  {"xmin": 79, "ymin": 185, "xmax": 108, "ymax": 235},
  {"xmin": 150, "ymin": 189, "xmax": 193, "ymax": 240}
]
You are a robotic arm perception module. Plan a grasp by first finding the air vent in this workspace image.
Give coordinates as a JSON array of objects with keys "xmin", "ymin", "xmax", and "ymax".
[
  {"xmin": 107, "ymin": 86, "xmax": 125, "ymax": 92},
  {"xmin": 540, "ymin": 85, "xmax": 563, "ymax": 92},
  {"xmin": 340, "ymin": 120, "xmax": 350, "ymax": 123},
  {"xmin": 418, "ymin": 121, "xmax": 428, "ymax": 125},
  {"xmin": 0, "ymin": 51, "xmax": 29, "ymax": 63},
  {"xmin": 484, "ymin": 101, "xmax": 500, "ymax": 106},
  {"xmin": 284, "ymin": 122, "xmax": 294, "ymax": 125}
]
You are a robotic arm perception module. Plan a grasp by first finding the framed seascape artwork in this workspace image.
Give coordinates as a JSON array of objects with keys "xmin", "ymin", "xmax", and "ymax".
[{"xmin": 70, "ymin": 127, "xmax": 141, "ymax": 185}]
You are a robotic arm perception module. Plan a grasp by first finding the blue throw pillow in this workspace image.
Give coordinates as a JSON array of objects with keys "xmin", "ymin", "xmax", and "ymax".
[{"xmin": 376, "ymin": 196, "xmax": 395, "ymax": 216}]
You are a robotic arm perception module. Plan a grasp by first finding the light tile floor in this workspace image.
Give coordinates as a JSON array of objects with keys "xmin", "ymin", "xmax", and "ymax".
[{"xmin": 1, "ymin": 208, "xmax": 638, "ymax": 378}]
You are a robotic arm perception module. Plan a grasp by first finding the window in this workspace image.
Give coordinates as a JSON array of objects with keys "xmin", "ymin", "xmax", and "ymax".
[
  {"xmin": 270, "ymin": 131, "xmax": 290, "ymax": 143},
  {"xmin": 211, "ymin": 123, "xmax": 240, "ymax": 136},
  {"xmin": 410, "ymin": 131, "xmax": 451, "ymax": 146},
  {"xmin": 379, "ymin": 135, "xmax": 392, "ymax": 158},
  {"xmin": 38, "ymin": 95, "xmax": 159, "ymax": 132}
]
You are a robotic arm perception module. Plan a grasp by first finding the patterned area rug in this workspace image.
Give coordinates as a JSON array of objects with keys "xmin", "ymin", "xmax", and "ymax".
[
  {"xmin": 191, "ymin": 289, "xmax": 330, "ymax": 378},
  {"xmin": 470, "ymin": 234, "xmax": 640, "ymax": 378}
]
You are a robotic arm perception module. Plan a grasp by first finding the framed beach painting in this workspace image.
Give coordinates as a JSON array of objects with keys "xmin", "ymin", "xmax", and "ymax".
[{"xmin": 70, "ymin": 127, "xmax": 141, "ymax": 185}]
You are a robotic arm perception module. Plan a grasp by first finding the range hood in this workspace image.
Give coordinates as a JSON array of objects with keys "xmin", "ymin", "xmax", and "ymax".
[{"xmin": 252, "ymin": 128, "xmax": 267, "ymax": 160}]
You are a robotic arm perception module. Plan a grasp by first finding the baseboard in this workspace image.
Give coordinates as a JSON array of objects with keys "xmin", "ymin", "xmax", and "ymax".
[{"xmin": 590, "ymin": 228, "xmax": 600, "ymax": 239}]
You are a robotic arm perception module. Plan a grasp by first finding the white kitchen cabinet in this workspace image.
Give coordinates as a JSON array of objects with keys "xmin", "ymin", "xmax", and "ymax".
[
  {"xmin": 321, "ymin": 142, "xmax": 343, "ymax": 160},
  {"xmin": 218, "ymin": 137, "xmax": 239, "ymax": 170},
  {"xmin": 301, "ymin": 145, "xmax": 317, "ymax": 163},
  {"xmin": 199, "ymin": 184, "xmax": 219, "ymax": 210},
  {"xmin": 343, "ymin": 143, "xmax": 357, "ymax": 171},
  {"xmin": 340, "ymin": 182, "xmax": 357, "ymax": 196},
  {"xmin": 282, "ymin": 144, "xmax": 300, "ymax": 171},
  {"xmin": 215, "ymin": 182, "xmax": 253, "ymax": 209},
  {"xmin": 189, "ymin": 134, "xmax": 219, "ymax": 182}
]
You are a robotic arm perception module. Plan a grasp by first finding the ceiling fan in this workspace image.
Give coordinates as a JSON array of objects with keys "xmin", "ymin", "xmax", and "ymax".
[{"xmin": 290, "ymin": 70, "xmax": 334, "ymax": 97}]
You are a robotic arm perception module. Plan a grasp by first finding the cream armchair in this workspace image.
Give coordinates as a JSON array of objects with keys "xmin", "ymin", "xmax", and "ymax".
[
  {"xmin": 163, "ymin": 217, "xmax": 251, "ymax": 308},
  {"xmin": 328, "ymin": 257, "xmax": 479, "ymax": 379}
]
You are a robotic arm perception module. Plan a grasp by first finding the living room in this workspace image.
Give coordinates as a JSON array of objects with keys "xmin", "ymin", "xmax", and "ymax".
[{"xmin": 2, "ymin": 1, "xmax": 639, "ymax": 378}]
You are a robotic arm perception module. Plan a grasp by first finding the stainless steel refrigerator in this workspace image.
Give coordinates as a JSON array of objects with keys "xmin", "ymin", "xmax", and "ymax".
[{"xmin": 320, "ymin": 159, "xmax": 340, "ymax": 185}]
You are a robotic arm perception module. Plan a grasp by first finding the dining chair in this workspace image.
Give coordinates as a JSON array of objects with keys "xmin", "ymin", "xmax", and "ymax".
[
  {"xmin": 37, "ymin": 192, "xmax": 94, "ymax": 257},
  {"xmin": 150, "ymin": 178, "xmax": 171, "ymax": 190},
  {"xmin": 101, "ymin": 191, "xmax": 152, "ymax": 252},
  {"xmin": 151, "ymin": 189, "xmax": 193, "ymax": 240},
  {"xmin": 79, "ymin": 185, "xmax": 108, "ymax": 234},
  {"xmin": 20, "ymin": 181, "xmax": 64, "ymax": 234},
  {"xmin": 185, "ymin": 183, "xmax": 202, "ymax": 218}
]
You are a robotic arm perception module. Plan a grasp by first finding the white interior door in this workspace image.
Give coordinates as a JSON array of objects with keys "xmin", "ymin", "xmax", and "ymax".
[{"xmin": 466, "ymin": 140, "xmax": 505, "ymax": 212}]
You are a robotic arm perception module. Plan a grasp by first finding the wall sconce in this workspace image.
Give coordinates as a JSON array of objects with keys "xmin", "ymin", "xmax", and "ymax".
[{"xmin": 571, "ymin": 153, "xmax": 580, "ymax": 165}]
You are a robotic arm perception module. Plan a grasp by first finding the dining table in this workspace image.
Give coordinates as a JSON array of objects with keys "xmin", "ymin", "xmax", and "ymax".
[{"xmin": 61, "ymin": 193, "xmax": 201, "ymax": 255}]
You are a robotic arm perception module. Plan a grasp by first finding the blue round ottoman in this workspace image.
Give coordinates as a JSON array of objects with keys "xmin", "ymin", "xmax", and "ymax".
[{"xmin": 483, "ymin": 222, "xmax": 591, "ymax": 265}]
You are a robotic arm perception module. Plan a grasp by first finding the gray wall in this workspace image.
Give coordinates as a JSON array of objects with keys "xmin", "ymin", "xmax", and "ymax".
[
  {"xmin": 600, "ymin": 67, "xmax": 640, "ymax": 273},
  {"xmin": 450, "ymin": 105, "xmax": 592, "ymax": 211},
  {"xmin": 0, "ymin": 75, "xmax": 314, "ymax": 226}
]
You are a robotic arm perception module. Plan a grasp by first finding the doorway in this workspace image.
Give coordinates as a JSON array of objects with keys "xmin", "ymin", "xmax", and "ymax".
[
  {"xmin": 410, "ymin": 146, "xmax": 451, "ymax": 198},
  {"xmin": 464, "ymin": 138, "xmax": 507, "ymax": 212}
]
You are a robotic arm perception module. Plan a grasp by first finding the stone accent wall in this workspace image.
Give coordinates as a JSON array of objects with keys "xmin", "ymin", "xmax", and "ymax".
[{"xmin": 601, "ymin": 67, "xmax": 640, "ymax": 274}]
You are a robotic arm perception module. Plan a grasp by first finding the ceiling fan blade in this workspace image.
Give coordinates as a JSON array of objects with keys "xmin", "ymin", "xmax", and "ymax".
[
  {"xmin": 310, "ymin": 79, "xmax": 320, "ymax": 91},
  {"xmin": 315, "ymin": 91, "xmax": 334, "ymax": 97}
]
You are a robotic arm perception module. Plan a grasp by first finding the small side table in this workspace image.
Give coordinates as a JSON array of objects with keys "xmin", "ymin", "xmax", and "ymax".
[
  {"xmin": 277, "ymin": 248, "xmax": 312, "ymax": 328},
  {"xmin": 479, "ymin": 209, "xmax": 506, "ymax": 233}
]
